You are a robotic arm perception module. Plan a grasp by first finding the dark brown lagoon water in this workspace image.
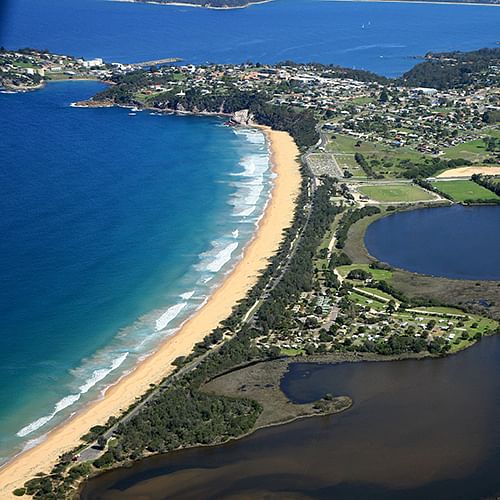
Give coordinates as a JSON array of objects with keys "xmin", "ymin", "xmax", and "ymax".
[{"xmin": 81, "ymin": 336, "xmax": 500, "ymax": 500}]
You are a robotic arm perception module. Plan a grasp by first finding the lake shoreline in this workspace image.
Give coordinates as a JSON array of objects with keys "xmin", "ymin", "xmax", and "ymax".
[{"xmin": 342, "ymin": 204, "xmax": 500, "ymax": 319}]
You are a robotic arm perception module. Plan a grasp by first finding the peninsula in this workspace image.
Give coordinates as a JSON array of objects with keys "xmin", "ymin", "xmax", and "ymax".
[{"xmin": 1, "ymin": 47, "xmax": 499, "ymax": 499}]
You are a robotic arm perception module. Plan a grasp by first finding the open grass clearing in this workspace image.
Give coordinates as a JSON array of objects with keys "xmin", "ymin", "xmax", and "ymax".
[
  {"xmin": 358, "ymin": 184, "xmax": 434, "ymax": 203},
  {"xmin": 409, "ymin": 306, "xmax": 467, "ymax": 316},
  {"xmin": 361, "ymin": 286, "xmax": 394, "ymax": 301},
  {"xmin": 349, "ymin": 291, "xmax": 386, "ymax": 310},
  {"xmin": 337, "ymin": 264, "xmax": 393, "ymax": 282},
  {"xmin": 431, "ymin": 179, "xmax": 500, "ymax": 202}
]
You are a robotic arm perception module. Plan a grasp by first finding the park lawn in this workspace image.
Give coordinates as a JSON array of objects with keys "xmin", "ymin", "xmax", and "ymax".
[
  {"xmin": 337, "ymin": 264, "xmax": 393, "ymax": 282},
  {"xmin": 358, "ymin": 184, "xmax": 434, "ymax": 203},
  {"xmin": 431, "ymin": 180, "xmax": 500, "ymax": 202},
  {"xmin": 485, "ymin": 128, "xmax": 500, "ymax": 139},
  {"xmin": 443, "ymin": 139, "xmax": 489, "ymax": 161},
  {"xmin": 280, "ymin": 348, "xmax": 305, "ymax": 356},
  {"xmin": 349, "ymin": 291, "xmax": 386, "ymax": 310},
  {"xmin": 327, "ymin": 134, "xmax": 427, "ymax": 178},
  {"xmin": 360, "ymin": 286, "xmax": 394, "ymax": 301},
  {"xmin": 469, "ymin": 317, "xmax": 498, "ymax": 335},
  {"xmin": 410, "ymin": 306, "xmax": 467, "ymax": 316}
]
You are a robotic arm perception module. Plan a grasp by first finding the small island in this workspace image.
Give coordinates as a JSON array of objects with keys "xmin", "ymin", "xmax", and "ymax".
[
  {"xmin": 116, "ymin": 0, "xmax": 500, "ymax": 8},
  {"xmin": 114, "ymin": 0, "xmax": 273, "ymax": 9}
]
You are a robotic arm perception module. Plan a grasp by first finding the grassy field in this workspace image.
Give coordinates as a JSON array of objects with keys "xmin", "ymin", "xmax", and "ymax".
[
  {"xmin": 409, "ymin": 306, "xmax": 467, "ymax": 316},
  {"xmin": 358, "ymin": 184, "xmax": 434, "ymax": 203},
  {"xmin": 443, "ymin": 130, "xmax": 500, "ymax": 162},
  {"xmin": 337, "ymin": 264, "xmax": 393, "ymax": 282},
  {"xmin": 361, "ymin": 286, "xmax": 394, "ymax": 301},
  {"xmin": 431, "ymin": 180, "xmax": 500, "ymax": 202},
  {"xmin": 349, "ymin": 291, "xmax": 386, "ymax": 310},
  {"xmin": 326, "ymin": 134, "xmax": 425, "ymax": 179}
]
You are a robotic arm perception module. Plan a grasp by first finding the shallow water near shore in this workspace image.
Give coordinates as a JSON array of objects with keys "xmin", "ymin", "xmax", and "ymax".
[
  {"xmin": 365, "ymin": 205, "xmax": 500, "ymax": 280},
  {"xmin": 0, "ymin": 81, "xmax": 272, "ymax": 462},
  {"xmin": 81, "ymin": 335, "xmax": 500, "ymax": 499}
]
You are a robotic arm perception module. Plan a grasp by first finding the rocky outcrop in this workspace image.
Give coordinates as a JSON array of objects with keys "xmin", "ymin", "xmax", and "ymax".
[{"xmin": 231, "ymin": 109, "xmax": 254, "ymax": 125}]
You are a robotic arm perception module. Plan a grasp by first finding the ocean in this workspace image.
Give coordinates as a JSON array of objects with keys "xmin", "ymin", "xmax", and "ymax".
[
  {"xmin": 0, "ymin": 81, "xmax": 272, "ymax": 461},
  {"xmin": 1, "ymin": 0, "xmax": 499, "ymax": 76},
  {"xmin": 0, "ymin": 0, "xmax": 499, "ymax": 466}
]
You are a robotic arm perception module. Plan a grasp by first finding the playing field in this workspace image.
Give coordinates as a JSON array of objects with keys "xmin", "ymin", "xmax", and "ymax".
[
  {"xmin": 431, "ymin": 180, "xmax": 500, "ymax": 202},
  {"xmin": 358, "ymin": 184, "xmax": 434, "ymax": 203}
]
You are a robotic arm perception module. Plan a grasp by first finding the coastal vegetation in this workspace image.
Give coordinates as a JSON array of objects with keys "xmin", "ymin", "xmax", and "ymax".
[
  {"xmin": 472, "ymin": 173, "xmax": 500, "ymax": 196},
  {"xmin": 5, "ymin": 45, "xmax": 500, "ymax": 499},
  {"xmin": 399, "ymin": 48, "xmax": 500, "ymax": 89},
  {"xmin": 335, "ymin": 206, "xmax": 381, "ymax": 249}
]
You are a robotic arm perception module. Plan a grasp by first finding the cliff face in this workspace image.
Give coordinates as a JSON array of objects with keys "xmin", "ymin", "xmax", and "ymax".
[{"xmin": 231, "ymin": 109, "xmax": 254, "ymax": 125}]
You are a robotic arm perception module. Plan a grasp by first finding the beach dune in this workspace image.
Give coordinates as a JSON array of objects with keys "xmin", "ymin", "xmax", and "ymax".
[{"xmin": 0, "ymin": 128, "xmax": 301, "ymax": 498}]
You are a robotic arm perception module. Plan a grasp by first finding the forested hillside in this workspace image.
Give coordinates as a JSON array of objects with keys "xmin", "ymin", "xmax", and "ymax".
[{"xmin": 399, "ymin": 48, "xmax": 500, "ymax": 89}]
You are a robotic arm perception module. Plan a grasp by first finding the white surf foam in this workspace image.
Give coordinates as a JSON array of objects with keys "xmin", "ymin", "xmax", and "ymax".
[
  {"xmin": 21, "ymin": 434, "xmax": 48, "ymax": 453},
  {"xmin": 179, "ymin": 290, "xmax": 195, "ymax": 300},
  {"xmin": 233, "ymin": 128, "xmax": 266, "ymax": 145},
  {"xmin": 206, "ymin": 241, "xmax": 239, "ymax": 273},
  {"xmin": 232, "ymin": 229, "xmax": 239, "ymax": 238},
  {"xmin": 16, "ymin": 394, "xmax": 80, "ymax": 438},
  {"xmin": 78, "ymin": 352, "xmax": 129, "ymax": 394},
  {"xmin": 16, "ymin": 352, "xmax": 131, "ymax": 437},
  {"xmin": 235, "ymin": 206, "xmax": 256, "ymax": 217},
  {"xmin": 155, "ymin": 302, "xmax": 188, "ymax": 331}
]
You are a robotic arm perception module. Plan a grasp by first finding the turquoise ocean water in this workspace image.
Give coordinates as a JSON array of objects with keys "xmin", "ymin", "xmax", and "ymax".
[
  {"xmin": 0, "ymin": 0, "xmax": 499, "ymax": 465},
  {"xmin": 0, "ymin": 81, "xmax": 272, "ymax": 461}
]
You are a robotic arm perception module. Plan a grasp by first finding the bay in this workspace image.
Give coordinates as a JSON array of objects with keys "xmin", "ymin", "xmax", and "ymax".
[
  {"xmin": 1, "ymin": 0, "xmax": 499, "ymax": 76},
  {"xmin": 0, "ymin": 80, "xmax": 272, "ymax": 461}
]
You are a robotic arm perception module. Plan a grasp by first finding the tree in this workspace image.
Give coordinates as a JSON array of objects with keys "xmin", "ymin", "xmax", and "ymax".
[{"xmin": 97, "ymin": 435, "xmax": 107, "ymax": 450}]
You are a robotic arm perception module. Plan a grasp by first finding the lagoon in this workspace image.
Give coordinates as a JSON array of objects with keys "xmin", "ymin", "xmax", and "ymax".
[
  {"xmin": 80, "ymin": 335, "xmax": 500, "ymax": 499},
  {"xmin": 365, "ymin": 205, "xmax": 500, "ymax": 281}
]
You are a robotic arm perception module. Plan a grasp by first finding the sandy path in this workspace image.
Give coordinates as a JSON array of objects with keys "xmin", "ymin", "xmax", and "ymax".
[{"xmin": 0, "ymin": 128, "xmax": 301, "ymax": 497}]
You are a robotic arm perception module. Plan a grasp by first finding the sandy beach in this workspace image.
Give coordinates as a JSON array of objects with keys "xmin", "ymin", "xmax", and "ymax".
[
  {"xmin": 436, "ymin": 166, "xmax": 500, "ymax": 178},
  {"xmin": 0, "ymin": 127, "xmax": 301, "ymax": 498}
]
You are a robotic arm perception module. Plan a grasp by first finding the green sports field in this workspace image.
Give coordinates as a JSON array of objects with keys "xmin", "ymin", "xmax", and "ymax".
[
  {"xmin": 431, "ymin": 180, "xmax": 500, "ymax": 202},
  {"xmin": 358, "ymin": 184, "xmax": 434, "ymax": 203}
]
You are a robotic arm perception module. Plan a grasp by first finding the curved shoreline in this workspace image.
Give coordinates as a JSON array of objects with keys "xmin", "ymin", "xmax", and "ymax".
[{"xmin": 0, "ymin": 128, "xmax": 302, "ymax": 498}]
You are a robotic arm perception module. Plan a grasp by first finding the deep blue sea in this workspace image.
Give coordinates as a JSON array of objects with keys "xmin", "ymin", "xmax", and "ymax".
[
  {"xmin": 1, "ymin": 0, "xmax": 499, "ymax": 76},
  {"xmin": 0, "ymin": 0, "xmax": 499, "ymax": 466},
  {"xmin": 365, "ymin": 205, "xmax": 500, "ymax": 280},
  {"xmin": 0, "ymin": 81, "xmax": 272, "ymax": 461}
]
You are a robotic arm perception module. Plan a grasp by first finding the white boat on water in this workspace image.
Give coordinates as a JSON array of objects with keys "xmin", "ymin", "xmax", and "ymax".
[{"xmin": 128, "ymin": 112, "xmax": 137, "ymax": 116}]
